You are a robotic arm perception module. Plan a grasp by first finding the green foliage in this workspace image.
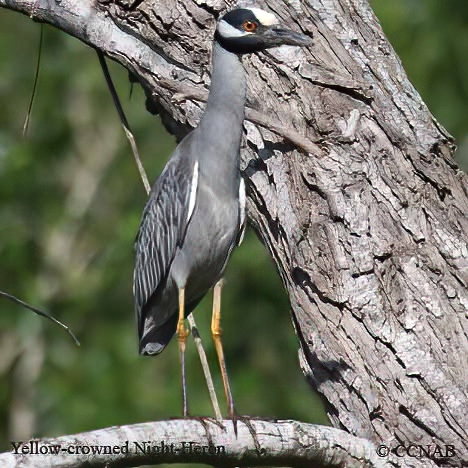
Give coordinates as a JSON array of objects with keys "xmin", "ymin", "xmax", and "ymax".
[
  {"xmin": 0, "ymin": 2, "xmax": 467, "ymax": 465},
  {"xmin": 0, "ymin": 9, "xmax": 326, "ymax": 463},
  {"xmin": 371, "ymin": 0, "xmax": 468, "ymax": 168}
]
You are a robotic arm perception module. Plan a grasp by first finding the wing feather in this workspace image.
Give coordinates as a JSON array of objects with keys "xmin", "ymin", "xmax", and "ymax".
[
  {"xmin": 133, "ymin": 150, "xmax": 199, "ymax": 327},
  {"xmin": 236, "ymin": 176, "xmax": 247, "ymax": 245}
]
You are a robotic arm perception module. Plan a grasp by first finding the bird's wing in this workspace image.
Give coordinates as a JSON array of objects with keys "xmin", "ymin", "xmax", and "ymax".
[
  {"xmin": 236, "ymin": 176, "xmax": 247, "ymax": 245},
  {"xmin": 133, "ymin": 149, "xmax": 199, "ymax": 320}
]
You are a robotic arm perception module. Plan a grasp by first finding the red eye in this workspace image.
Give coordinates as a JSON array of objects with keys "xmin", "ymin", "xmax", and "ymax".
[{"xmin": 243, "ymin": 20, "xmax": 258, "ymax": 32}]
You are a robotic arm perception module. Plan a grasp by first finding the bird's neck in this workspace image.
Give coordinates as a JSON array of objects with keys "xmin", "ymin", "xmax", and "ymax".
[{"xmin": 197, "ymin": 42, "xmax": 246, "ymax": 163}]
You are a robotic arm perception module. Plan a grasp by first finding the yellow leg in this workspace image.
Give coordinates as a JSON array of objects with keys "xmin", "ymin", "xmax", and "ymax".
[
  {"xmin": 177, "ymin": 287, "xmax": 189, "ymax": 417},
  {"xmin": 211, "ymin": 279, "xmax": 236, "ymax": 429}
]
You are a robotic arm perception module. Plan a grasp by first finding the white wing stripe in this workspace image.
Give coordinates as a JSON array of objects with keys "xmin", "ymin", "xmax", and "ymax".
[
  {"xmin": 238, "ymin": 177, "xmax": 246, "ymax": 245},
  {"xmin": 187, "ymin": 161, "xmax": 199, "ymax": 222}
]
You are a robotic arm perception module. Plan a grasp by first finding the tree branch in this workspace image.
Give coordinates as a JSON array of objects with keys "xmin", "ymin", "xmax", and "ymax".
[
  {"xmin": 0, "ymin": 0, "xmax": 318, "ymax": 152},
  {"xmin": 1, "ymin": 418, "xmax": 384, "ymax": 468},
  {"xmin": 0, "ymin": 290, "xmax": 80, "ymax": 345},
  {"xmin": 2, "ymin": 0, "xmax": 468, "ymax": 467}
]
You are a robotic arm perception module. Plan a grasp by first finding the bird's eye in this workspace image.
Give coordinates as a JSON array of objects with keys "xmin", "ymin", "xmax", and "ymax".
[{"xmin": 243, "ymin": 20, "xmax": 258, "ymax": 32}]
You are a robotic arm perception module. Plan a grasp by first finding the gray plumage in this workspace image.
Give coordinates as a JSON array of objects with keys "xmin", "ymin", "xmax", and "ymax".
[
  {"xmin": 135, "ymin": 42, "xmax": 246, "ymax": 354},
  {"xmin": 133, "ymin": 7, "xmax": 311, "ymax": 356}
]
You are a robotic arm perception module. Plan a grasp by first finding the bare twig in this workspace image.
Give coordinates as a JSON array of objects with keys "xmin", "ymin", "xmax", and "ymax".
[
  {"xmin": 0, "ymin": 290, "xmax": 80, "ymax": 346},
  {"xmin": 96, "ymin": 51, "xmax": 151, "ymax": 194},
  {"xmin": 245, "ymin": 107, "xmax": 321, "ymax": 155},
  {"xmin": 158, "ymin": 78, "xmax": 319, "ymax": 154},
  {"xmin": 23, "ymin": 24, "xmax": 43, "ymax": 137},
  {"xmin": 187, "ymin": 314, "xmax": 222, "ymax": 421}
]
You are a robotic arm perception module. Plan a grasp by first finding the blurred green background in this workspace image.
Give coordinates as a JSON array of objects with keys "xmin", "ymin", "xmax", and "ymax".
[{"xmin": 0, "ymin": 1, "xmax": 467, "ymax": 465}]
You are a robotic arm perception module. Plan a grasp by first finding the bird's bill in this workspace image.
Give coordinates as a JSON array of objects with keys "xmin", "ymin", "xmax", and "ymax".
[{"xmin": 262, "ymin": 27, "xmax": 312, "ymax": 48}]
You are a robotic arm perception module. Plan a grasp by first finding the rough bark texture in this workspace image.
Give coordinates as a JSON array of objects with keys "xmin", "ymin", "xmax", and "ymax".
[
  {"xmin": 0, "ymin": 418, "xmax": 384, "ymax": 468},
  {"xmin": 1, "ymin": 0, "xmax": 468, "ymax": 467}
]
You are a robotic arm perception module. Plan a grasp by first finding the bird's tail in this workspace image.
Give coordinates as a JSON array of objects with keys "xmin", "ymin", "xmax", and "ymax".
[{"xmin": 139, "ymin": 313, "xmax": 178, "ymax": 355}]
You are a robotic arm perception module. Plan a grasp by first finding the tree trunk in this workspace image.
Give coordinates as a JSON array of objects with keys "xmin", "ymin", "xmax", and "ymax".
[{"xmin": 1, "ymin": 0, "xmax": 467, "ymax": 467}]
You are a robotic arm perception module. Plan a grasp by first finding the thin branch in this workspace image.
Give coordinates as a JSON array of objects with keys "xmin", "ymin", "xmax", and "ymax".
[
  {"xmin": 0, "ymin": 418, "xmax": 384, "ymax": 468},
  {"xmin": 159, "ymin": 78, "xmax": 320, "ymax": 155},
  {"xmin": 96, "ymin": 51, "xmax": 151, "ymax": 195},
  {"xmin": 245, "ymin": 107, "xmax": 321, "ymax": 155},
  {"xmin": 23, "ymin": 24, "xmax": 43, "ymax": 137},
  {"xmin": 0, "ymin": 290, "xmax": 80, "ymax": 346},
  {"xmin": 2, "ymin": 0, "xmax": 318, "ymax": 156},
  {"xmin": 187, "ymin": 314, "xmax": 223, "ymax": 421}
]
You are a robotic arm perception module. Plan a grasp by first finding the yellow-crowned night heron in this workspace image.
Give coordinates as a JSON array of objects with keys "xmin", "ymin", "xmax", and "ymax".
[{"xmin": 134, "ymin": 7, "xmax": 311, "ymax": 417}]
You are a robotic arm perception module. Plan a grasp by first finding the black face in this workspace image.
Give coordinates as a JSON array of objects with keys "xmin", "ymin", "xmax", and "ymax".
[
  {"xmin": 215, "ymin": 8, "xmax": 312, "ymax": 55},
  {"xmin": 220, "ymin": 8, "xmax": 261, "ymax": 32},
  {"xmin": 215, "ymin": 32, "xmax": 269, "ymax": 55},
  {"xmin": 215, "ymin": 9, "xmax": 266, "ymax": 54}
]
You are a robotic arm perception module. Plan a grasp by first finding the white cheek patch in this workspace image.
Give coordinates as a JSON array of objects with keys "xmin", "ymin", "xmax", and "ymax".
[
  {"xmin": 217, "ymin": 19, "xmax": 250, "ymax": 38},
  {"xmin": 249, "ymin": 8, "xmax": 279, "ymax": 26}
]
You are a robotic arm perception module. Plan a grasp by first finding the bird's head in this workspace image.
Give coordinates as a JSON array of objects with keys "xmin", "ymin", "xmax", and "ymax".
[{"xmin": 215, "ymin": 7, "xmax": 312, "ymax": 55}]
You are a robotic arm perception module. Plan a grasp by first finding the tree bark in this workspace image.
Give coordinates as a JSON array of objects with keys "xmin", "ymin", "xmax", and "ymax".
[
  {"xmin": 0, "ymin": 418, "xmax": 385, "ymax": 468},
  {"xmin": 1, "ymin": 0, "xmax": 467, "ymax": 467}
]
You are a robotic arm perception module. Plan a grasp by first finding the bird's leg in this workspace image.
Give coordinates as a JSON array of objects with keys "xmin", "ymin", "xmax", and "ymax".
[
  {"xmin": 211, "ymin": 279, "xmax": 236, "ymax": 427},
  {"xmin": 177, "ymin": 287, "xmax": 189, "ymax": 417}
]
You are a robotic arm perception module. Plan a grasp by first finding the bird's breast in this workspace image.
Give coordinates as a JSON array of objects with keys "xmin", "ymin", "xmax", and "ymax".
[{"xmin": 170, "ymin": 177, "xmax": 240, "ymax": 293}]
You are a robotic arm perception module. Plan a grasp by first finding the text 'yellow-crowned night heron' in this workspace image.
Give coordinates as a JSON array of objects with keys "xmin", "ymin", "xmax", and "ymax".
[{"xmin": 134, "ymin": 7, "xmax": 311, "ymax": 418}]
